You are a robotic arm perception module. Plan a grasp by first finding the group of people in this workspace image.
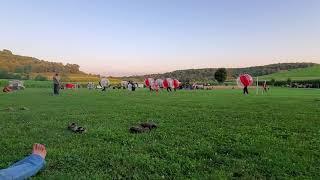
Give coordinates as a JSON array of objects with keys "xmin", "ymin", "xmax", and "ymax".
[
  {"xmin": 144, "ymin": 78, "xmax": 181, "ymax": 93},
  {"xmin": 148, "ymin": 85, "xmax": 175, "ymax": 92},
  {"xmin": 127, "ymin": 81, "xmax": 136, "ymax": 91},
  {"xmin": 52, "ymin": 74, "xmax": 111, "ymax": 94},
  {"xmin": 52, "ymin": 73, "xmax": 269, "ymax": 96}
]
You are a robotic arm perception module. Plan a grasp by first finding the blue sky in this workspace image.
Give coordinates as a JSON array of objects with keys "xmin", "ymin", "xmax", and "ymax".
[{"xmin": 0, "ymin": 0, "xmax": 319, "ymax": 76}]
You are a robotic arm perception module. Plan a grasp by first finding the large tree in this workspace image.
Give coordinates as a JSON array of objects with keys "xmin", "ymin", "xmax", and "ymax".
[{"xmin": 214, "ymin": 68, "xmax": 227, "ymax": 83}]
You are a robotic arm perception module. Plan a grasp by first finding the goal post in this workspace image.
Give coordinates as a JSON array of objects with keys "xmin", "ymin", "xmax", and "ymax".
[{"xmin": 256, "ymin": 77, "xmax": 259, "ymax": 95}]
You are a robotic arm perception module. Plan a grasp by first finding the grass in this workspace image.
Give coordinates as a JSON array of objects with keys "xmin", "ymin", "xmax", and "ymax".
[
  {"xmin": 259, "ymin": 65, "xmax": 320, "ymax": 81},
  {"xmin": 0, "ymin": 88, "xmax": 319, "ymax": 179}
]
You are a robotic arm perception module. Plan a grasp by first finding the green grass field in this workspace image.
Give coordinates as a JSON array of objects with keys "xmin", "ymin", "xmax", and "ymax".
[
  {"xmin": 259, "ymin": 65, "xmax": 320, "ymax": 81},
  {"xmin": 0, "ymin": 88, "xmax": 319, "ymax": 179}
]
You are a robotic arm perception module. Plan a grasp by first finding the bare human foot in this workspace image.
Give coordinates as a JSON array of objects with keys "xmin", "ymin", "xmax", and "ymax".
[{"xmin": 32, "ymin": 143, "xmax": 47, "ymax": 160}]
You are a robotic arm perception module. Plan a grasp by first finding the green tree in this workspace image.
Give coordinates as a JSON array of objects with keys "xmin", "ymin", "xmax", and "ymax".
[
  {"xmin": 214, "ymin": 68, "xmax": 227, "ymax": 83},
  {"xmin": 287, "ymin": 78, "xmax": 292, "ymax": 85}
]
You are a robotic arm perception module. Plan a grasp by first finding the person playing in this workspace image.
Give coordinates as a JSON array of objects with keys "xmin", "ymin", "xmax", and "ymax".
[
  {"xmin": 87, "ymin": 82, "xmax": 94, "ymax": 90},
  {"xmin": 53, "ymin": 73, "xmax": 61, "ymax": 95},
  {"xmin": 262, "ymin": 80, "xmax": 268, "ymax": 93},
  {"xmin": 100, "ymin": 77, "xmax": 109, "ymax": 91},
  {"xmin": 152, "ymin": 81, "xmax": 159, "ymax": 93},
  {"xmin": 0, "ymin": 144, "xmax": 47, "ymax": 180},
  {"xmin": 243, "ymin": 86, "xmax": 249, "ymax": 94},
  {"xmin": 131, "ymin": 82, "xmax": 136, "ymax": 91},
  {"xmin": 127, "ymin": 81, "xmax": 133, "ymax": 91},
  {"xmin": 167, "ymin": 79, "xmax": 173, "ymax": 92}
]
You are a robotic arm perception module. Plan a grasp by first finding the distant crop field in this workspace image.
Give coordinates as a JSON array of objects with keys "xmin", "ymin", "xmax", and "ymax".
[
  {"xmin": 259, "ymin": 66, "xmax": 320, "ymax": 81},
  {"xmin": 0, "ymin": 79, "xmax": 123, "ymax": 89},
  {"xmin": 0, "ymin": 88, "xmax": 319, "ymax": 179},
  {"xmin": 32, "ymin": 73, "xmax": 122, "ymax": 83}
]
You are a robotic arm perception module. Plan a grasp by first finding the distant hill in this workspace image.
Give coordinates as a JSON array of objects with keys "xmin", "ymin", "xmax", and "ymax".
[
  {"xmin": 0, "ymin": 49, "xmax": 83, "ymax": 74},
  {"xmin": 0, "ymin": 49, "xmax": 124, "ymax": 83},
  {"xmin": 258, "ymin": 65, "xmax": 320, "ymax": 81},
  {"xmin": 0, "ymin": 49, "xmax": 105, "ymax": 82},
  {"xmin": 1, "ymin": 49, "xmax": 318, "ymax": 83},
  {"xmin": 127, "ymin": 63, "xmax": 318, "ymax": 82}
]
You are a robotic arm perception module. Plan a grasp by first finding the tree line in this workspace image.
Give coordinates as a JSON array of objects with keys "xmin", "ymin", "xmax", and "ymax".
[
  {"xmin": 0, "ymin": 49, "xmax": 82, "ymax": 75},
  {"xmin": 127, "ymin": 63, "xmax": 317, "ymax": 83}
]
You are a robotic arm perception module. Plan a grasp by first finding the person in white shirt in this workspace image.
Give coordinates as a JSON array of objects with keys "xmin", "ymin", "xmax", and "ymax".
[{"xmin": 127, "ymin": 82, "xmax": 133, "ymax": 91}]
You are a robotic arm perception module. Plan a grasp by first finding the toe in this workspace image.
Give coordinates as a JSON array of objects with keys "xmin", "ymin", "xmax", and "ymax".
[
  {"xmin": 35, "ymin": 144, "xmax": 40, "ymax": 150},
  {"xmin": 40, "ymin": 144, "xmax": 45, "ymax": 151},
  {"xmin": 33, "ymin": 144, "xmax": 37, "ymax": 151},
  {"xmin": 40, "ymin": 144, "xmax": 44, "ymax": 151}
]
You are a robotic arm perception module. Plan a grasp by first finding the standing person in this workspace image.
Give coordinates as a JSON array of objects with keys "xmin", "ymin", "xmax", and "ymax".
[
  {"xmin": 243, "ymin": 86, "xmax": 249, "ymax": 94},
  {"xmin": 131, "ymin": 82, "xmax": 136, "ymax": 91},
  {"xmin": 167, "ymin": 79, "xmax": 173, "ymax": 92},
  {"xmin": 53, "ymin": 73, "xmax": 61, "ymax": 95},
  {"xmin": 127, "ymin": 81, "xmax": 133, "ymax": 91},
  {"xmin": 262, "ymin": 81, "xmax": 268, "ymax": 93},
  {"xmin": 0, "ymin": 144, "xmax": 47, "ymax": 179},
  {"xmin": 152, "ymin": 82, "xmax": 159, "ymax": 93},
  {"xmin": 100, "ymin": 77, "xmax": 109, "ymax": 91}
]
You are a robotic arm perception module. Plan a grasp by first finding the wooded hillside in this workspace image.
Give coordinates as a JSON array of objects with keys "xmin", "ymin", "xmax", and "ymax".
[
  {"xmin": 0, "ymin": 49, "xmax": 82, "ymax": 74},
  {"xmin": 127, "ymin": 63, "xmax": 318, "ymax": 82}
]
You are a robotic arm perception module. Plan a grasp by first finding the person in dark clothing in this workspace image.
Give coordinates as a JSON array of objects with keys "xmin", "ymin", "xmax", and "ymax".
[
  {"xmin": 53, "ymin": 73, "xmax": 61, "ymax": 95},
  {"xmin": 243, "ymin": 86, "xmax": 249, "ymax": 94},
  {"xmin": 262, "ymin": 81, "xmax": 268, "ymax": 93},
  {"xmin": 131, "ymin": 82, "xmax": 136, "ymax": 91}
]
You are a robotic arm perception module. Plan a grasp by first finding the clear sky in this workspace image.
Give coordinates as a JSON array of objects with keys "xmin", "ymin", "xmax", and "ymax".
[{"xmin": 1, "ymin": 0, "xmax": 319, "ymax": 76}]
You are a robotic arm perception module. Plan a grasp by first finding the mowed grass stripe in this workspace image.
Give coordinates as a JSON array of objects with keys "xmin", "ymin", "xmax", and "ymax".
[{"xmin": 0, "ymin": 88, "xmax": 319, "ymax": 179}]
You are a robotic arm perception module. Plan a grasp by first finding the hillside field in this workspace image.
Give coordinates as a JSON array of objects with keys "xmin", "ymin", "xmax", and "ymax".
[
  {"xmin": 32, "ymin": 73, "xmax": 122, "ymax": 83},
  {"xmin": 0, "ymin": 88, "xmax": 319, "ymax": 179},
  {"xmin": 259, "ymin": 66, "xmax": 320, "ymax": 81}
]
